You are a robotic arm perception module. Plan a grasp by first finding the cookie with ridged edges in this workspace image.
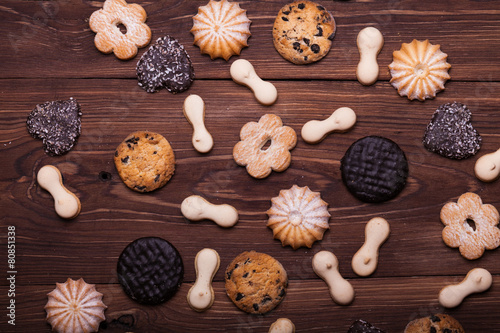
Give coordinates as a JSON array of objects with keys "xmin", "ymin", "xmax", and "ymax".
[
  {"xmin": 114, "ymin": 131, "xmax": 175, "ymax": 193},
  {"xmin": 272, "ymin": 1, "xmax": 336, "ymax": 64},
  {"xmin": 341, "ymin": 136, "xmax": 408, "ymax": 203},
  {"xmin": 117, "ymin": 237, "xmax": 183, "ymax": 305},
  {"xmin": 225, "ymin": 251, "xmax": 287, "ymax": 314}
]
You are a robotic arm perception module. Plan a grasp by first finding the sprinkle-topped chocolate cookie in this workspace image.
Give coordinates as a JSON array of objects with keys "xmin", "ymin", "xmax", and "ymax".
[
  {"xmin": 136, "ymin": 35, "xmax": 195, "ymax": 94},
  {"xmin": 26, "ymin": 98, "xmax": 82, "ymax": 156},
  {"xmin": 348, "ymin": 320, "xmax": 386, "ymax": 333},
  {"xmin": 114, "ymin": 131, "xmax": 175, "ymax": 192},
  {"xmin": 225, "ymin": 251, "xmax": 288, "ymax": 314},
  {"xmin": 272, "ymin": 1, "xmax": 336, "ymax": 64},
  {"xmin": 117, "ymin": 237, "xmax": 184, "ymax": 305},
  {"xmin": 423, "ymin": 102, "xmax": 481, "ymax": 159},
  {"xmin": 341, "ymin": 136, "xmax": 408, "ymax": 203}
]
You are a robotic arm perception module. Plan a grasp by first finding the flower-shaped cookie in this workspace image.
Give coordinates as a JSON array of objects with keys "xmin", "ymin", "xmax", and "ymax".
[
  {"xmin": 440, "ymin": 192, "xmax": 500, "ymax": 260},
  {"xmin": 89, "ymin": 0, "xmax": 151, "ymax": 60},
  {"xmin": 233, "ymin": 114, "xmax": 297, "ymax": 179}
]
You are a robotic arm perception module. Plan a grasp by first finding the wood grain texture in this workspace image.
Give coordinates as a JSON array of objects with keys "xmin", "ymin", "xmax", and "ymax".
[{"xmin": 1, "ymin": 0, "xmax": 500, "ymax": 332}]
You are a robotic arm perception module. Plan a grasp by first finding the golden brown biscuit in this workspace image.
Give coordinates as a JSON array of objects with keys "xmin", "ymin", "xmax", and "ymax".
[
  {"xmin": 225, "ymin": 251, "xmax": 288, "ymax": 314},
  {"xmin": 404, "ymin": 314, "xmax": 464, "ymax": 333},
  {"xmin": 114, "ymin": 131, "xmax": 175, "ymax": 192},
  {"xmin": 440, "ymin": 192, "xmax": 500, "ymax": 260},
  {"xmin": 89, "ymin": 0, "xmax": 151, "ymax": 60},
  {"xmin": 272, "ymin": 1, "xmax": 336, "ymax": 64}
]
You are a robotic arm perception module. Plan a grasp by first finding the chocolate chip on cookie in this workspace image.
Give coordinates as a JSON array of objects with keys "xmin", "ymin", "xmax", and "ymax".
[
  {"xmin": 272, "ymin": 1, "xmax": 336, "ymax": 64},
  {"xmin": 114, "ymin": 131, "xmax": 175, "ymax": 192},
  {"xmin": 225, "ymin": 251, "xmax": 288, "ymax": 314},
  {"xmin": 26, "ymin": 98, "xmax": 82, "ymax": 156},
  {"xmin": 137, "ymin": 35, "xmax": 195, "ymax": 94},
  {"xmin": 404, "ymin": 314, "xmax": 465, "ymax": 333}
]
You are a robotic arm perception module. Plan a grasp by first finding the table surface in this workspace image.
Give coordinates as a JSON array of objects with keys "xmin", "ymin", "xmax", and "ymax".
[{"xmin": 1, "ymin": 0, "xmax": 500, "ymax": 332}]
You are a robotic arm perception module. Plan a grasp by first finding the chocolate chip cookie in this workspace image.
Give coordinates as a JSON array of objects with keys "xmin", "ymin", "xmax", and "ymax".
[
  {"xmin": 404, "ymin": 314, "xmax": 465, "ymax": 333},
  {"xmin": 114, "ymin": 131, "xmax": 175, "ymax": 192},
  {"xmin": 225, "ymin": 251, "xmax": 288, "ymax": 314},
  {"xmin": 272, "ymin": 1, "xmax": 336, "ymax": 64}
]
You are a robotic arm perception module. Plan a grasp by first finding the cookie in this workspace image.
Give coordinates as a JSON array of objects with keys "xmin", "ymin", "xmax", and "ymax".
[
  {"xmin": 272, "ymin": 1, "xmax": 336, "ymax": 64},
  {"xmin": 117, "ymin": 237, "xmax": 184, "ymax": 305},
  {"xmin": 348, "ymin": 319, "xmax": 386, "ymax": 333},
  {"xmin": 45, "ymin": 278, "xmax": 107, "ymax": 333},
  {"xmin": 89, "ymin": 0, "xmax": 151, "ymax": 60},
  {"xmin": 233, "ymin": 114, "xmax": 297, "ymax": 179},
  {"xmin": 341, "ymin": 136, "xmax": 408, "ymax": 203},
  {"xmin": 137, "ymin": 35, "xmax": 195, "ymax": 94},
  {"xmin": 423, "ymin": 102, "xmax": 481, "ymax": 159},
  {"xmin": 404, "ymin": 314, "xmax": 464, "ymax": 333},
  {"xmin": 267, "ymin": 185, "xmax": 330, "ymax": 249},
  {"xmin": 191, "ymin": 0, "xmax": 251, "ymax": 60},
  {"xmin": 389, "ymin": 40, "xmax": 451, "ymax": 101},
  {"xmin": 114, "ymin": 131, "xmax": 175, "ymax": 192},
  {"xmin": 440, "ymin": 192, "xmax": 500, "ymax": 260},
  {"xmin": 26, "ymin": 97, "xmax": 81, "ymax": 156},
  {"xmin": 225, "ymin": 251, "xmax": 288, "ymax": 314}
]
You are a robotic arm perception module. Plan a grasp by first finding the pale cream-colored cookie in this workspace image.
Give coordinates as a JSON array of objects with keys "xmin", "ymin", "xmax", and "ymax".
[
  {"xmin": 312, "ymin": 251, "xmax": 354, "ymax": 305},
  {"xmin": 191, "ymin": 0, "xmax": 251, "ymax": 60},
  {"xmin": 230, "ymin": 59, "xmax": 278, "ymax": 106},
  {"xmin": 356, "ymin": 27, "xmax": 384, "ymax": 86},
  {"xmin": 45, "ymin": 278, "xmax": 107, "ymax": 333},
  {"xmin": 89, "ymin": 0, "xmax": 151, "ymax": 60},
  {"xmin": 267, "ymin": 185, "xmax": 330, "ymax": 249},
  {"xmin": 183, "ymin": 95, "xmax": 213, "ymax": 153},
  {"xmin": 37, "ymin": 165, "xmax": 81, "ymax": 219},
  {"xmin": 439, "ymin": 268, "xmax": 492, "ymax": 308},
  {"xmin": 269, "ymin": 318, "xmax": 295, "ymax": 333},
  {"xmin": 187, "ymin": 248, "xmax": 220, "ymax": 312},
  {"xmin": 301, "ymin": 107, "xmax": 356, "ymax": 144},
  {"xmin": 181, "ymin": 195, "xmax": 238, "ymax": 228},
  {"xmin": 475, "ymin": 148, "xmax": 500, "ymax": 182},
  {"xmin": 233, "ymin": 114, "xmax": 297, "ymax": 179}
]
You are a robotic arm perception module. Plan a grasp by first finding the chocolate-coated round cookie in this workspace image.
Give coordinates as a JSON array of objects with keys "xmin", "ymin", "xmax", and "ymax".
[
  {"xmin": 341, "ymin": 136, "xmax": 408, "ymax": 203},
  {"xmin": 117, "ymin": 237, "xmax": 183, "ymax": 305}
]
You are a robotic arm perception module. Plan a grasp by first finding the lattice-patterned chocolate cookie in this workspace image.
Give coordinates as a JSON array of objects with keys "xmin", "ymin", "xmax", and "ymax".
[
  {"xmin": 117, "ymin": 237, "xmax": 184, "ymax": 305},
  {"xmin": 341, "ymin": 136, "xmax": 408, "ymax": 203}
]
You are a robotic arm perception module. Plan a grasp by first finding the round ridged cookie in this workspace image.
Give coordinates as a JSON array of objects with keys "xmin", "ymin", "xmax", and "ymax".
[
  {"xmin": 225, "ymin": 251, "xmax": 287, "ymax": 314},
  {"xmin": 341, "ymin": 136, "xmax": 408, "ymax": 203},
  {"xmin": 272, "ymin": 1, "xmax": 336, "ymax": 64},
  {"xmin": 114, "ymin": 131, "xmax": 175, "ymax": 192},
  {"xmin": 117, "ymin": 237, "xmax": 184, "ymax": 305}
]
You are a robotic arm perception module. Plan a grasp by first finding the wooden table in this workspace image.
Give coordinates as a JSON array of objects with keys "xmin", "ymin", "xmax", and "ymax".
[{"xmin": 1, "ymin": 0, "xmax": 500, "ymax": 331}]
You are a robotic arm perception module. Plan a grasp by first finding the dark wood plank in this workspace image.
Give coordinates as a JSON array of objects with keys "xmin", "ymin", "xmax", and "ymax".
[
  {"xmin": 2, "ymin": 277, "xmax": 500, "ymax": 332},
  {"xmin": 1, "ymin": 0, "xmax": 500, "ymax": 80}
]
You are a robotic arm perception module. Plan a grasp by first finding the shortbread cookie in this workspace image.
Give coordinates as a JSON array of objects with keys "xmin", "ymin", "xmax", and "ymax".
[
  {"xmin": 117, "ymin": 237, "xmax": 184, "ymax": 305},
  {"xmin": 191, "ymin": 0, "xmax": 251, "ymax": 60},
  {"xmin": 26, "ymin": 97, "xmax": 81, "ymax": 156},
  {"xmin": 267, "ymin": 185, "xmax": 330, "ymax": 249},
  {"xmin": 341, "ymin": 136, "xmax": 408, "ymax": 203},
  {"xmin": 404, "ymin": 314, "xmax": 464, "ymax": 333},
  {"xmin": 348, "ymin": 319, "xmax": 386, "ymax": 333},
  {"xmin": 225, "ymin": 251, "xmax": 287, "ymax": 314},
  {"xmin": 233, "ymin": 114, "xmax": 297, "ymax": 179},
  {"xmin": 423, "ymin": 102, "xmax": 481, "ymax": 160},
  {"xmin": 389, "ymin": 39, "xmax": 451, "ymax": 101},
  {"xmin": 137, "ymin": 36, "xmax": 195, "ymax": 94},
  {"xmin": 45, "ymin": 278, "xmax": 107, "ymax": 333},
  {"xmin": 89, "ymin": 0, "xmax": 151, "ymax": 60},
  {"xmin": 440, "ymin": 192, "xmax": 500, "ymax": 260},
  {"xmin": 272, "ymin": 1, "xmax": 336, "ymax": 64},
  {"xmin": 114, "ymin": 131, "xmax": 175, "ymax": 192}
]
